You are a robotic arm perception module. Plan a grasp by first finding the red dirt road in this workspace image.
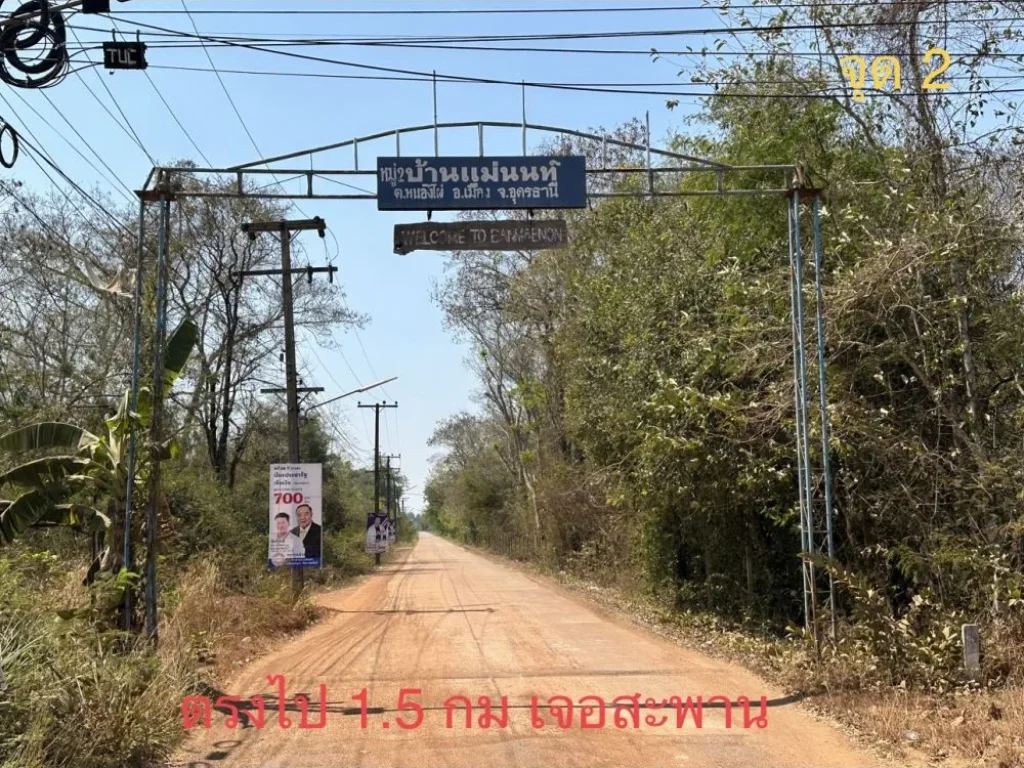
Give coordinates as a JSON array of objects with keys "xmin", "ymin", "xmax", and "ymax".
[{"xmin": 174, "ymin": 532, "xmax": 883, "ymax": 768}]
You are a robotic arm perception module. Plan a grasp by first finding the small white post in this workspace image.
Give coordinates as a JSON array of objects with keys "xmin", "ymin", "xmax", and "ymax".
[{"xmin": 962, "ymin": 624, "xmax": 981, "ymax": 681}]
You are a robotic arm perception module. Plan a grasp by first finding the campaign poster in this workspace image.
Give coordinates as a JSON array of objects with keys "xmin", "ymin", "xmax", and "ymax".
[
  {"xmin": 269, "ymin": 464, "xmax": 323, "ymax": 570},
  {"xmin": 365, "ymin": 512, "xmax": 389, "ymax": 554},
  {"xmin": 387, "ymin": 517, "xmax": 396, "ymax": 545}
]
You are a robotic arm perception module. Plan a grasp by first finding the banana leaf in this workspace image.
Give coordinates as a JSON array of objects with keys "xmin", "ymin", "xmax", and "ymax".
[
  {"xmin": 0, "ymin": 423, "xmax": 98, "ymax": 454},
  {"xmin": 0, "ymin": 488, "xmax": 70, "ymax": 545},
  {"xmin": 0, "ymin": 456, "xmax": 88, "ymax": 489},
  {"xmin": 164, "ymin": 318, "xmax": 198, "ymax": 389}
]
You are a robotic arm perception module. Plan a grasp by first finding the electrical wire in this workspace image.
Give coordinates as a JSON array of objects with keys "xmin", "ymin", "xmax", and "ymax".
[
  {"xmin": 0, "ymin": 176, "xmax": 103, "ymax": 266},
  {"xmin": 306, "ymin": 342, "xmax": 374, "ymax": 457},
  {"xmin": 0, "ymin": 122, "xmax": 126, "ymax": 269},
  {"xmin": 143, "ymin": 62, "xmax": 1024, "ymax": 88},
  {"xmin": 353, "ymin": 329, "xmax": 392, "ymax": 401},
  {"xmin": 86, "ymin": 16, "xmax": 1024, "ymax": 100},
  {"xmin": 143, "ymin": 68, "xmax": 213, "ymax": 165},
  {"xmin": 79, "ymin": 14, "xmax": 1024, "ymax": 45},
  {"xmin": 5, "ymin": 86, "xmax": 136, "ymax": 202},
  {"xmin": 112, "ymin": 0, "xmax": 1015, "ymax": 16},
  {"xmin": 96, "ymin": 12, "xmax": 213, "ymax": 165},
  {"xmin": 177, "ymin": 0, "xmax": 316, "ymax": 218},
  {"xmin": 61, "ymin": 32, "xmax": 1024, "ymax": 59},
  {"xmin": 177, "ymin": 0, "xmax": 263, "ymax": 166},
  {"xmin": 60, "ymin": 31, "xmax": 155, "ymax": 162},
  {"xmin": 67, "ymin": 25, "xmax": 155, "ymax": 165},
  {"xmin": 0, "ymin": 98, "xmax": 130, "ymax": 235}
]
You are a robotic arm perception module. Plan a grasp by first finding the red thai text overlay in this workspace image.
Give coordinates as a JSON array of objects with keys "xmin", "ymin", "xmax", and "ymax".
[{"xmin": 181, "ymin": 677, "xmax": 769, "ymax": 731}]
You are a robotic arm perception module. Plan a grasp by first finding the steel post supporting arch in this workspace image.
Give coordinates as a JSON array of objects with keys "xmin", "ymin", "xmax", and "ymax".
[{"xmin": 127, "ymin": 121, "xmax": 836, "ymax": 648}]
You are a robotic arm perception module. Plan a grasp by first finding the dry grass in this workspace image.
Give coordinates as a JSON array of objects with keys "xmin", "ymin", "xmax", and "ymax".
[
  {"xmin": 541, "ymin": 567, "xmax": 1024, "ymax": 768},
  {"xmin": 161, "ymin": 558, "xmax": 320, "ymax": 682},
  {"xmin": 1, "ymin": 553, "xmax": 324, "ymax": 768},
  {"xmin": 810, "ymin": 689, "xmax": 1024, "ymax": 767}
]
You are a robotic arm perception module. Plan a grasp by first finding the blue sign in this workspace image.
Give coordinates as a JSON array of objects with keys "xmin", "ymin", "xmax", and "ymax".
[{"xmin": 376, "ymin": 156, "xmax": 587, "ymax": 211}]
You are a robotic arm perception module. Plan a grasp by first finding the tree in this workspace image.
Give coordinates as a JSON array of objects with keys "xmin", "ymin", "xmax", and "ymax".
[
  {"xmin": 0, "ymin": 319, "xmax": 198, "ymax": 589},
  {"xmin": 164, "ymin": 175, "xmax": 363, "ymax": 485}
]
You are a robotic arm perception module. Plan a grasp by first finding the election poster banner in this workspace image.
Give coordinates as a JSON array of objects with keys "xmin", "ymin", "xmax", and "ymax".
[
  {"xmin": 387, "ymin": 518, "xmax": 396, "ymax": 545},
  {"xmin": 365, "ymin": 512, "xmax": 389, "ymax": 554},
  {"xmin": 268, "ymin": 464, "xmax": 323, "ymax": 570}
]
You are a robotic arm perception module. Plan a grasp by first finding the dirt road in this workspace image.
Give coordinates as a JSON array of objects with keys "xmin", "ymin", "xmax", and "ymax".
[{"xmin": 175, "ymin": 533, "xmax": 882, "ymax": 768}]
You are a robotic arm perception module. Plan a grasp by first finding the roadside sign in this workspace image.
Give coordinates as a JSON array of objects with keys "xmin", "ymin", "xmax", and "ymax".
[
  {"xmin": 394, "ymin": 219, "xmax": 569, "ymax": 254},
  {"xmin": 102, "ymin": 41, "xmax": 148, "ymax": 70},
  {"xmin": 365, "ymin": 512, "xmax": 389, "ymax": 554},
  {"xmin": 377, "ymin": 156, "xmax": 587, "ymax": 211},
  {"xmin": 268, "ymin": 464, "xmax": 322, "ymax": 570}
]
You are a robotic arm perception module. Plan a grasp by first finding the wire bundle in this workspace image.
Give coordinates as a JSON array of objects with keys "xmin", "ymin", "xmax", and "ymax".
[{"xmin": 0, "ymin": 0, "xmax": 69, "ymax": 88}]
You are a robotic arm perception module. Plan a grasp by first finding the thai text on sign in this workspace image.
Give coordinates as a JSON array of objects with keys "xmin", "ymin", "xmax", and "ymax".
[{"xmin": 376, "ymin": 156, "xmax": 587, "ymax": 210}]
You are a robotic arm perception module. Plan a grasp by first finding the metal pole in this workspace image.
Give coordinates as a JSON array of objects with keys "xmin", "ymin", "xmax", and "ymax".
[
  {"xmin": 788, "ymin": 193, "xmax": 811, "ymax": 632},
  {"xmin": 373, "ymin": 405, "xmax": 381, "ymax": 566},
  {"xmin": 123, "ymin": 198, "xmax": 146, "ymax": 632},
  {"xmin": 144, "ymin": 192, "xmax": 170, "ymax": 643},
  {"xmin": 521, "ymin": 81, "xmax": 527, "ymax": 155},
  {"xmin": 385, "ymin": 456, "xmax": 392, "ymax": 519},
  {"xmin": 646, "ymin": 111, "xmax": 653, "ymax": 196},
  {"xmin": 811, "ymin": 192, "xmax": 837, "ymax": 641},
  {"xmin": 432, "ymin": 71, "xmax": 439, "ymax": 157},
  {"xmin": 792, "ymin": 188, "xmax": 820, "ymax": 650},
  {"xmin": 280, "ymin": 226, "xmax": 304, "ymax": 597}
]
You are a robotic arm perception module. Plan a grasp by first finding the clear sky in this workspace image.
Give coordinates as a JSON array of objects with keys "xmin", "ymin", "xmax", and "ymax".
[{"xmin": 3, "ymin": 0, "xmax": 749, "ymax": 516}]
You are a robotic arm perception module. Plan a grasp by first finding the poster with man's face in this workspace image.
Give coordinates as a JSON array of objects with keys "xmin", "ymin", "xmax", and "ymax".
[
  {"xmin": 269, "ymin": 464, "xmax": 323, "ymax": 569},
  {"xmin": 365, "ymin": 512, "xmax": 388, "ymax": 554}
]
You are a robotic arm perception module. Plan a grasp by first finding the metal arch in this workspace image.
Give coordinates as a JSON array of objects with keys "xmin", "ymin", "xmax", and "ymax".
[
  {"xmin": 129, "ymin": 123, "xmax": 834, "ymax": 651},
  {"xmin": 138, "ymin": 121, "xmax": 801, "ymax": 199},
  {"xmin": 227, "ymin": 121, "xmax": 735, "ymax": 172}
]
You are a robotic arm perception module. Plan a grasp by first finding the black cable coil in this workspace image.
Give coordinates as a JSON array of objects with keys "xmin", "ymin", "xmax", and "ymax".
[{"xmin": 0, "ymin": 0, "xmax": 69, "ymax": 88}]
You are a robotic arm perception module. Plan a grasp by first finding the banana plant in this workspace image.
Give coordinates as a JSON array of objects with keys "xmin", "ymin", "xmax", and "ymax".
[{"xmin": 0, "ymin": 319, "xmax": 198, "ymax": 582}]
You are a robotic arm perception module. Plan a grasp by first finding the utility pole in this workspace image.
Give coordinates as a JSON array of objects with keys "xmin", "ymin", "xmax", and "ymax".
[
  {"xmin": 238, "ymin": 216, "xmax": 334, "ymax": 598},
  {"xmin": 385, "ymin": 456, "xmax": 392, "ymax": 519},
  {"xmin": 358, "ymin": 402, "xmax": 397, "ymax": 565},
  {"xmin": 384, "ymin": 454, "xmax": 401, "ymax": 520},
  {"xmin": 138, "ymin": 177, "xmax": 173, "ymax": 644}
]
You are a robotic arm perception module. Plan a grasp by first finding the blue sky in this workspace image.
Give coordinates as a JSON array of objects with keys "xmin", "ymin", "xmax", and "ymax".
[{"xmin": 4, "ymin": 0, "xmax": 757, "ymax": 515}]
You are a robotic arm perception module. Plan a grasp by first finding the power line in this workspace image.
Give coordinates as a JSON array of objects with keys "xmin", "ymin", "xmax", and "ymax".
[
  {"xmin": 20, "ymin": 142, "xmax": 128, "ymax": 235},
  {"xmin": 178, "ymin": 0, "xmax": 265, "ymax": 167},
  {"xmin": 74, "ymin": 18, "xmax": 1024, "ymax": 46},
  {"xmin": 0, "ymin": 93, "xmax": 130, "ymax": 235},
  {"xmin": 144, "ymin": 62, "xmax": 1024, "ymax": 88},
  {"xmin": 88, "ymin": 16, "xmax": 1024, "ymax": 100},
  {"xmin": 143, "ymin": 68, "xmax": 214, "ymax": 165},
  {"xmin": 63, "ymin": 28, "xmax": 156, "ymax": 162},
  {"xmin": 348, "ymin": 325, "xmax": 394, "ymax": 403},
  {"xmin": 70, "ymin": 26, "xmax": 156, "ymax": 165},
  {"xmin": 99, "ymin": 12, "xmax": 211, "ymax": 165},
  {"xmin": 112, "ymin": 0, "xmax": 1012, "ymax": 15},
  {"xmin": 0, "ymin": 176, "xmax": 105, "ymax": 266},
  {"xmin": 0, "ymin": 118, "xmax": 128, "ymax": 267},
  {"xmin": 80, "ymin": 37, "xmax": 1024, "ymax": 60},
  {"xmin": 312, "ymin": 337, "xmax": 377, "ymax": 451},
  {"xmin": 175, "ymin": 0, "xmax": 316, "ymax": 216},
  {"xmin": 91, "ymin": 10, "xmax": 210, "ymax": 167},
  {"xmin": 5, "ymin": 86, "xmax": 136, "ymax": 203}
]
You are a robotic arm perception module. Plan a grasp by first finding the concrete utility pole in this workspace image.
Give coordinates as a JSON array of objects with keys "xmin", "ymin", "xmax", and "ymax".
[
  {"xmin": 238, "ymin": 216, "xmax": 334, "ymax": 598},
  {"xmin": 358, "ymin": 402, "xmax": 397, "ymax": 565},
  {"xmin": 133, "ymin": 178, "xmax": 173, "ymax": 644},
  {"xmin": 384, "ymin": 454, "xmax": 401, "ymax": 519}
]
